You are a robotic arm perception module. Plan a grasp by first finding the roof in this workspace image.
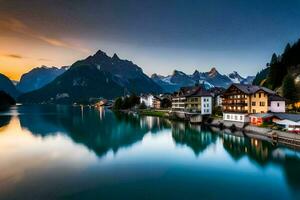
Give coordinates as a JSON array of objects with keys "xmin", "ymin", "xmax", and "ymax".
[
  {"xmin": 249, "ymin": 113, "xmax": 275, "ymax": 119},
  {"xmin": 275, "ymin": 119, "xmax": 300, "ymax": 126},
  {"xmin": 208, "ymin": 87, "xmax": 225, "ymax": 96},
  {"xmin": 172, "ymin": 85, "xmax": 212, "ymax": 98},
  {"xmin": 268, "ymin": 94, "xmax": 286, "ymax": 101},
  {"xmin": 189, "ymin": 89, "xmax": 212, "ymax": 97},
  {"xmin": 274, "ymin": 113, "xmax": 300, "ymax": 122},
  {"xmin": 230, "ymin": 83, "xmax": 276, "ymax": 95}
]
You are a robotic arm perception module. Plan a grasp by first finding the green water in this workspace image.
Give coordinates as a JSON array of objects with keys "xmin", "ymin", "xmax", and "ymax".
[{"xmin": 0, "ymin": 105, "xmax": 299, "ymax": 200}]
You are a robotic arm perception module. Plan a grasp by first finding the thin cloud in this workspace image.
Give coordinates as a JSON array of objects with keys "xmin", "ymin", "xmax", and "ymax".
[
  {"xmin": 4, "ymin": 54, "xmax": 24, "ymax": 59},
  {"xmin": 38, "ymin": 58, "xmax": 51, "ymax": 61},
  {"xmin": 0, "ymin": 18, "xmax": 89, "ymax": 53}
]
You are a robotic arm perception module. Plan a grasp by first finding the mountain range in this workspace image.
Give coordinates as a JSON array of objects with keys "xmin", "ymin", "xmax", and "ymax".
[
  {"xmin": 19, "ymin": 50, "xmax": 163, "ymax": 103},
  {"xmin": 17, "ymin": 66, "xmax": 69, "ymax": 93},
  {"xmin": 151, "ymin": 68, "xmax": 254, "ymax": 92},
  {"xmin": 1, "ymin": 50, "xmax": 255, "ymax": 103}
]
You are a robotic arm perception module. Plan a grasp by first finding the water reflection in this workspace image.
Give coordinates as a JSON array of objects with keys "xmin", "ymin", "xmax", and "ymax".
[
  {"xmin": 0, "ymin": 105, "xmax": 300, "ymax": 199},
  {"xmin": 19, "ymin": 105, "xmax": 172, "ymax": 157},
  {"xmin": 172, "ymin": 122, "xmax": 217, "ymax": 156}
]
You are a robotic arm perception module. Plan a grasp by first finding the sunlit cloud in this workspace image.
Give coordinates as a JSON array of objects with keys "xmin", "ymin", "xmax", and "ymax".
[
  {"xmin": 38, "ymin": 58, "xmax": 51, "ymax": 62},
  {"xmin": 0, "ymin": 18, "xmax": 89, "ymax": 53},
  {"xmin": 4, "ymin": 54, "xmax": 24, "ymax": 59}
]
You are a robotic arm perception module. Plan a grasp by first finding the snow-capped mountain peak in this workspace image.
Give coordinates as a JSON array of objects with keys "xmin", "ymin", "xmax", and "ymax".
[{"xmin": 228, "ymin": 71, "xmax": 245, "ymax": 83}]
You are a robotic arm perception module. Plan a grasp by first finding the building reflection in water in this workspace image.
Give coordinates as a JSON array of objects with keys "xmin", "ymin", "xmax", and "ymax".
[{"xmin": 171, "ymin": 122, "xmax": 217, "ymax": 156}]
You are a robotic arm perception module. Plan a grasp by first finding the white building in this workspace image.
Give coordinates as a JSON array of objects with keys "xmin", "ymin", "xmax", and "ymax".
[
  {"xmin": 273, "ymin": 113, "xmax": 300, "ymax": 133},
  {"xmin": 140, "ymin": 94, "xmax": 154, "ymax": 108},
  {"xmin": 268, "ymin": 95, "xmax": 286, "ymax": 113}
]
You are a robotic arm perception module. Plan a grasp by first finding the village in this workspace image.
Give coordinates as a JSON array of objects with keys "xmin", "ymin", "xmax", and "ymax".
[{"xmin": 136, "ymin": 83, "xmax": 300, "ymax": 147}]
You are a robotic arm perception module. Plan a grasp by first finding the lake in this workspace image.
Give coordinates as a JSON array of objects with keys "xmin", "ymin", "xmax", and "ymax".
[{"xmin": 0, "ymin": 105, "xmax": 300, "ymax": 200}]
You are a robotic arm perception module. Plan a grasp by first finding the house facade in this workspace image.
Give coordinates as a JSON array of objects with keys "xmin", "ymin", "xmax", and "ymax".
[
  {"xmin": 172, "ymin": 85, "xmax": 212, "ymax": 115},
  {"xmin": 222, "ymin": 84, "xmax": 286, "ymax": 123},
  {"xmin": 153, "ymin": 96, "xmax": 162, "ymax": 109}
]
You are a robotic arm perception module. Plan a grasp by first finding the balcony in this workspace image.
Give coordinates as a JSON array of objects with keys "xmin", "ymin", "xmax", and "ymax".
[{"xmin": 222, "ymin": 102, "xmax": 247, "ymax": 106}]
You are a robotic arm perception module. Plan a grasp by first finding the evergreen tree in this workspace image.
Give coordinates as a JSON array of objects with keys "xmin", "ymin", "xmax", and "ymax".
[
  {"xmin": 270, "ymin": 53, "xmax": 278, "ymax": 65},
  {"xmin": 282, "ymin": 74, "xmax": 297, "ymax": 102},
  {"xmin": 113, "ymin": 97, "xmax": 123, "ymax": 110},
  {"xmin": 268, "ymin": 53, "xmax": 279, "ymax": 89}
]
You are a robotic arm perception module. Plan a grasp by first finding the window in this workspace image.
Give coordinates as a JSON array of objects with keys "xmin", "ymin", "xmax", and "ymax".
[
  {"xmin": 252, "ymin": 102, "xmax": 256, "ymax": 106},
  {"xmin": 259, "ymin": 93, "xmax": 261, "ymax": 98},
  {"xmin": 260, "ymin": 102, "xmax": 265, "ymax": 106},
  {"xmin": 254, "ymin": 94, "xmax": 256, "ymax": 98},
  {"xmin": 253, "ymin": 109, "xmax": 256, "ymax": 113},
  {"xmin": 240, "ymin": 116, "xmax": 243, "ymax": 121},
  {"xmin": 277, "ymin": 103, "xmax": 280, "ymax": 107},
  {"xmin": 227, "ymin": 115, "xmax": 230, "ymax": 119},
  {"xmin": 235, "ymin": 115, "xmax": 238, "ymax": 120}
]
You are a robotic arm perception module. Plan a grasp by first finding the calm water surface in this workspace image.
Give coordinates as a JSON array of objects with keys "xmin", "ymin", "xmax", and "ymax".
[{"xmin": 0, "ymin": 105, "xmax": 300, "ymax": 200}]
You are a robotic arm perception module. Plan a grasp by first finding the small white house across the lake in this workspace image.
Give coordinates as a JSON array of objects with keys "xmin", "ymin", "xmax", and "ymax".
[{"xmin": 140, "ymin": 94, "xmax": 154, "ymax": 108}]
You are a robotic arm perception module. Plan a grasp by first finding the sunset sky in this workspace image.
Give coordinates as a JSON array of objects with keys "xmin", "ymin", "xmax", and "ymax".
[{"xmin": 1, "ymin": 0, "xmax": 300, "ymax": 81}]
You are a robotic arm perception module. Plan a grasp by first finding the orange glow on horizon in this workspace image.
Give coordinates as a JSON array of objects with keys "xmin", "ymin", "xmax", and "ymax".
[{"xmin": 0, "ymin": 18, "xmax": 90, "ymax": 81}]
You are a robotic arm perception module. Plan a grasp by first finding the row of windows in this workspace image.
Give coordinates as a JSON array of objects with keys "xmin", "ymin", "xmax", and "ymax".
[
  {"xmin": 226, "ymin": 114, "xmax": 244, "ymax": 121},
  {"xmin": 253, "ymin": 93, "xmax": 267, "ymax": 98},
  {"xmin": 189, "ymin": 98, "xmax": 199, "ymax": 102},
  {"xmin": 203, "ymin": 109, "xmax": 210, "ymax": 113},
  {"xmin": 251, "ymin": 101, "xmax": 266, "ymax": 106}
]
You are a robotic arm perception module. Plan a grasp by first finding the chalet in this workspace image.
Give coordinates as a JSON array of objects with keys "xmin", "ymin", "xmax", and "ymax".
[
  {"xmin": 172, "ymin": 85, "xmax": 212, "ymax": 114},
  {"xmin": 222, "ymin": 84, "xmax": 285, "ymax": 123}
]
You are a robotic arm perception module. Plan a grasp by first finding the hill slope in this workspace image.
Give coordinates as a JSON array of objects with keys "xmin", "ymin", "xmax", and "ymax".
[
  {"xmin": 0, "ymin": 73, "xmax": 20, "ymax": 98},
  {"xmin": 253, "ymin": 39, "xmax": 300, "ymax": 101},
  {"xmin": 17, "ymin": 66, "xmax": 68, "ymax": 93}
]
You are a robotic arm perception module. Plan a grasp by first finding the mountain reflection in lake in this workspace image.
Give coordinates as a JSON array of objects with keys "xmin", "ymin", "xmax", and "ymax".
[{"xmin": 0, "ymin": 105, "xmax": 300, "ymax": 200}]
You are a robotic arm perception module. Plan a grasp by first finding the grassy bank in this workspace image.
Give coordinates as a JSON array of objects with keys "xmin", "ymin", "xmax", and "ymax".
[{"xmin": 138, "ymin": 109, "xmax": 169, "ymax": 118}]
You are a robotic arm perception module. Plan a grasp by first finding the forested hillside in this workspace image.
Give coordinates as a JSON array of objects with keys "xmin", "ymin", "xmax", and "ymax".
[{"xmin": 253, "ymin": 39, "xmax": 300, "ymax": 102}]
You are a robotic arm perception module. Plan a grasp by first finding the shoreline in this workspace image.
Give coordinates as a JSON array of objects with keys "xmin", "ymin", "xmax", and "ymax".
[{"xmin": 119, "ymin": 109, "xmax": 300, "ymax": 149}]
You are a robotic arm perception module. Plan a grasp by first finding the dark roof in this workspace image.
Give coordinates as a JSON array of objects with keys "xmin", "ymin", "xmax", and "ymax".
[
  {"xmin": 173, "ymin": 85, "xmax": 211, "ymax": 97},
  {"xmin": 190, "ymin": 89, "xmax": 212, "ymax": 97},
  {"xmin": 268, "ymin": 94, "xmax": 286, "ymax": 101},
  {"xmin": 274, "ymin": 113, "xmax": 300, "ymax": 122},
  {"xmin": 230, "ymin": 83, "xmax": 276, "ymax": 95},
  {"xmin": 250, "ymin": 113, "xmax": 275, "ymax": 119},
  {"xmin": 208, "ymin": 87, "xmax": 225, "ymax": 96}
]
